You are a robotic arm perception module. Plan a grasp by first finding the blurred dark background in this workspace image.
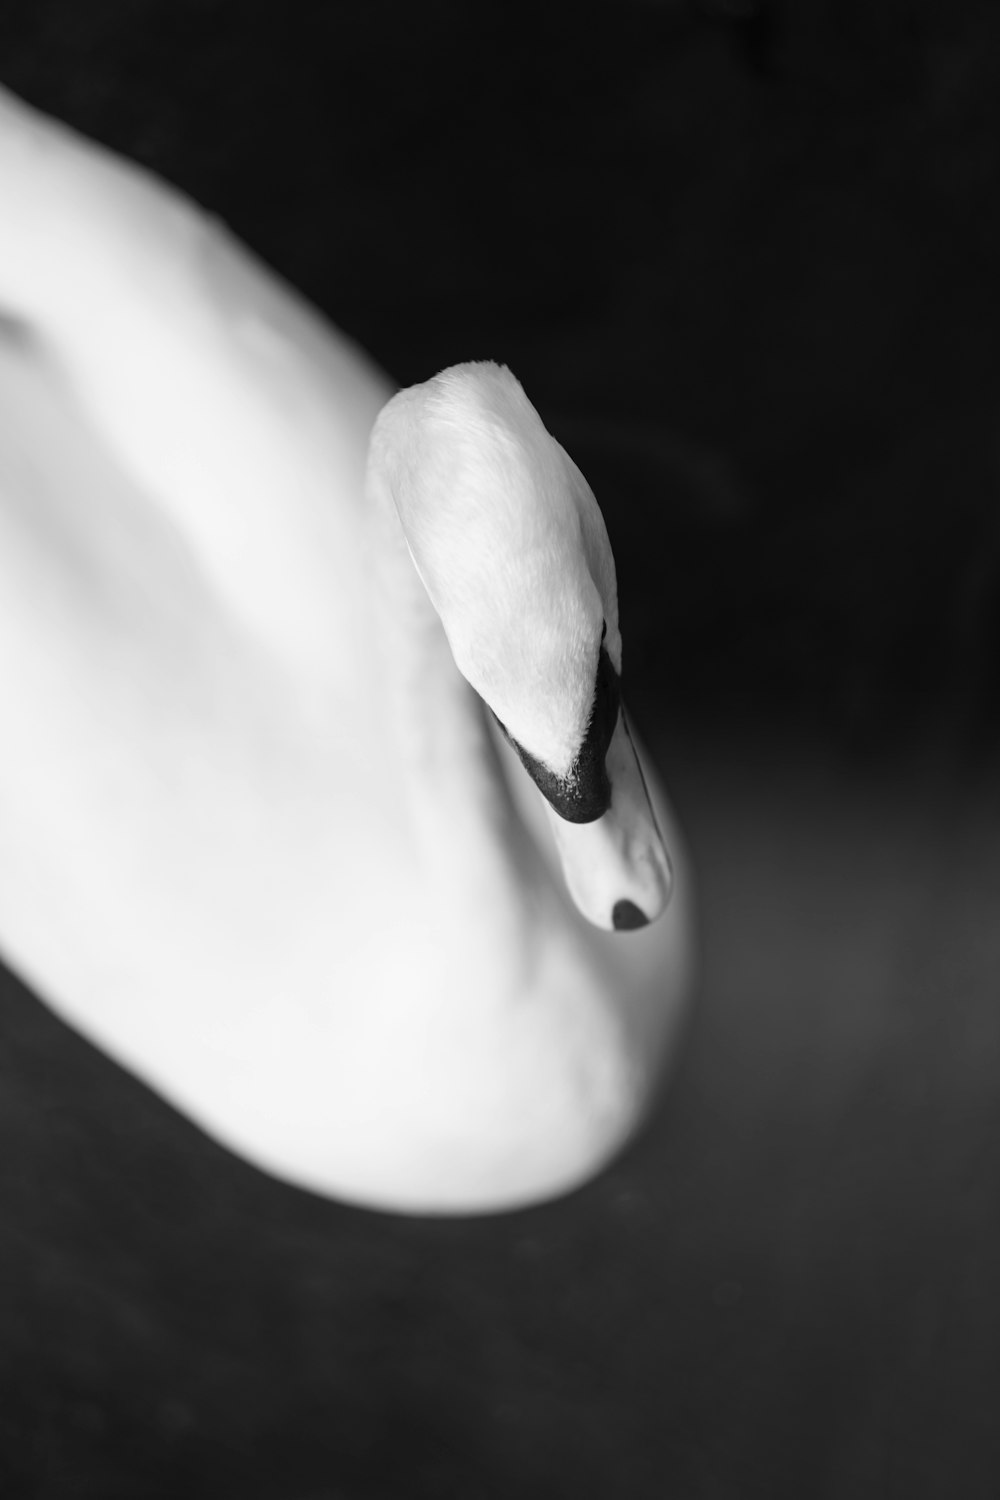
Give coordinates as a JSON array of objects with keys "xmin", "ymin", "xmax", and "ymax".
[{"xmin": 2, "ymin": 2, "xmax": 1000, "ymax": 1496}]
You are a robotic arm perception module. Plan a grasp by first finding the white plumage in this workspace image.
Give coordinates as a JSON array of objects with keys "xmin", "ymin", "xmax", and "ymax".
[{"xmin": 0, "ymin": 86, "xmax": 694, "ymax": 1213}]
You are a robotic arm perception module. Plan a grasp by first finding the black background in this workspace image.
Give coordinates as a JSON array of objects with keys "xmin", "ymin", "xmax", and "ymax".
[{"xmin": 2, "ymin": 3, "xmax": 1000, "ymax": 1496}]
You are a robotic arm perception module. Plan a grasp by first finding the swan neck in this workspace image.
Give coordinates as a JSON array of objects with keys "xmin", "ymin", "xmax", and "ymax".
[{"xmin": 364, "ymin": 447, "xmax": 529, "ymax": 900}]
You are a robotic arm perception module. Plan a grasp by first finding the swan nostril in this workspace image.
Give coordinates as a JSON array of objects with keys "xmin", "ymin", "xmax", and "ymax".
[{"xmin": 612, "ymin": 899, "xmax": 648, "ymax": 931}]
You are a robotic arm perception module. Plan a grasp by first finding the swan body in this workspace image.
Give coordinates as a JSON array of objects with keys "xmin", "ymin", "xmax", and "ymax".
[{"xmin": 0, "ymin": 87, "xmax": 694, "ymax": 1213}]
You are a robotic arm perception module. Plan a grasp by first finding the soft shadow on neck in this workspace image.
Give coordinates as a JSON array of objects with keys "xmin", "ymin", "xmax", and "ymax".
[{"xmin": 364, "ymin": 454, "xmax": 551, "ymax": 949}]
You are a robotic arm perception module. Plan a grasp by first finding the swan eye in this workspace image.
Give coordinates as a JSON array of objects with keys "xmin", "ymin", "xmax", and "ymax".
[{"xmin": 495, "ymin": 642, "xmax": 621, "ymax": 825}]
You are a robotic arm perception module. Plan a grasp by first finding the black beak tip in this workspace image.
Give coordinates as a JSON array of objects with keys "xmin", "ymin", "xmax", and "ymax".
[{"xmin": 612, "ymin": 899, "xmax": 649, "ymax": 932}]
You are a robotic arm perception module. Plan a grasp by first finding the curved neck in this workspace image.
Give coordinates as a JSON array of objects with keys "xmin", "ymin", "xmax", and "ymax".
[{"xmin": 364, "ymin": 456, "xmax": 540, "ymax": 923}]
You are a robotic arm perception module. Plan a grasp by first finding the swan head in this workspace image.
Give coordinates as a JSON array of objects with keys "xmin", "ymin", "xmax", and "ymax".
[{"xmin": 369, "ymin": 362, "xmax": 671, "ymax": 932}]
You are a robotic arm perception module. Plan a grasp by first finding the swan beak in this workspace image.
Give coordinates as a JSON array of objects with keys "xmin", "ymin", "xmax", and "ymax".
[{"xmin": 544, "ymin": 710, "xmax": 673, "ymax": 932}]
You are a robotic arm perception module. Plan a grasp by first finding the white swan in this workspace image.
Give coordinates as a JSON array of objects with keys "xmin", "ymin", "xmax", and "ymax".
[{"xmin": 0, "ymin": 86, "xmax": 694, "ymax": 1214}]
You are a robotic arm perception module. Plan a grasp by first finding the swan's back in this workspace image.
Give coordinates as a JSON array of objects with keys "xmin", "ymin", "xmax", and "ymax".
[
  {"xmin": 0, "ymin": 85, "xmax": 694, "ymax": 1213},
  {"xmin": 0, "ymin": 87, "xmax": 391, "ymax": 676}
]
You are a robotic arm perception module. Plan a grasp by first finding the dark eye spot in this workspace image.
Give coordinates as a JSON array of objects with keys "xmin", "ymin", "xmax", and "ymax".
[
  {"xmin": 613, "ymin": 899, "xmax": 649, "ymax": 931},
  {"xmin": 496, "ymin": 636, "xmax": 621, "ymax": 825}
]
